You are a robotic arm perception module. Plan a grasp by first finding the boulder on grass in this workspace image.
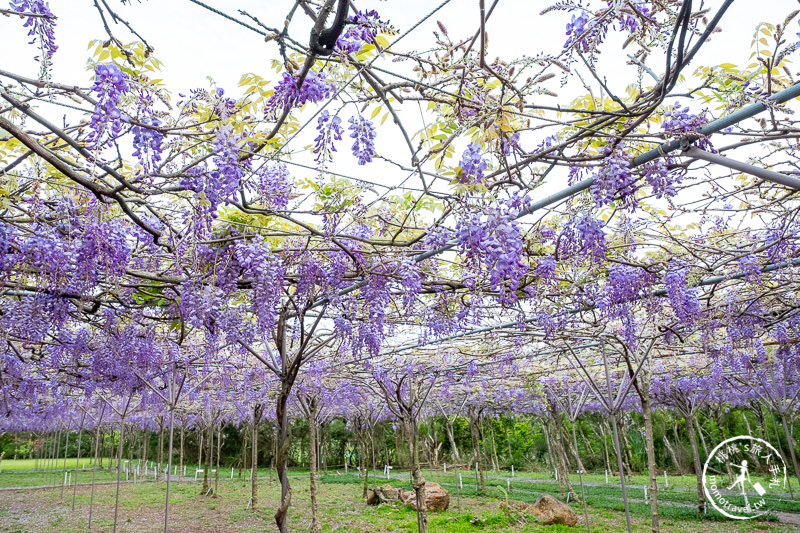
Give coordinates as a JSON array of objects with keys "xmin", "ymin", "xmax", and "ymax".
[
  {"xmin": 530, "ymin": 494, "xmax": 578, "ymax": 526},
  {"xmin": 400, "ymin": 482, "xmax": 450, "ymax": 512}
]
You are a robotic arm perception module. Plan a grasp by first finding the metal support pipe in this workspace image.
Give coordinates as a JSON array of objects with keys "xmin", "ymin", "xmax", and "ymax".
[{"xmin": 684, "ymin": 146, "xmax": 800, "ymax": 190}]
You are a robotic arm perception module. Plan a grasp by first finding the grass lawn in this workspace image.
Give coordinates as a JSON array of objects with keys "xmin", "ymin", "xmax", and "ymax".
[{"xmin": 0, "ymin": 462, "xmax": 796, "ymax": 532}]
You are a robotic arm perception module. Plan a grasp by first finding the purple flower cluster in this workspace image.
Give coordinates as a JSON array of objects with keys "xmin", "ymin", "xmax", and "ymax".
[
  {"xmin": 250, "ymin": 162, "xmax": 293, "ymax": 210},
  {"xmin": 558, "ymin": 216, "xmax": 607, "ymax": 265},
  {"xmin": 208, "ymin": 125, "xmax": 245, "ymax": 206},
  {"xmin": 131, "ymin": 116, "xmax": 164, "ymax": 176},
  {"xmin": 564, "ymin": 12, "xmax": 592, "ymax": 52},
  {"xmin": 335, "ymin": 10, "xmax": 393, "ymax": 54},
  {"xmin": 665, "ymin": 266, "xmax": 700, "ymax": 325},
  {"xmin": 264, "ymin": 71, "xmax": 335, "ymax": 119},
  {"xmin": 535, "ymin": 254, "xmax": 557, "ymax": 283},
  {"xmin": 738, "ymin": 255, "xmax": 762, "ymax": 284},
  {"xmin": 87, "ymin": 63, "xmax": 130, "ymax": 150},
  {"xmin": 456, "ymin": 208, "xmax": 527, "ymax": 304},
  {"xmin": 590, "ymin": 148, "xmax": 636, "ymax": 209},
  {"xmin": 662, "ymin": 102, "xmax": 713, "ymax": 151},
  {"xmin": 563, "ymin": 4, "xmax": 647, "ymax": 54},
  {"xmin": 235, "ymin": 240, "xmax": 284, "ymax": 333},
  {"xmin": 313, "ymin": 110, "xmax": 344, "ymax": 164},
  {"xmin": 459, "ymin": 143, "xmax": 488, "ymax": 184},
  {"xmin": 605, "ymin": 264, "xmax": 653, "ymax": 306},
  {"xmin": 10, "ymin": 0, "xmax": 57, "ymax": 75},
  {"xmin": 423, "ymin": 225, "xmax": 454, "ymax": 250},
  {"xmin": 641, "ymin": 157, "xmax": 680, "ymax": 199},
  {"xmin": 502, "ymin": 132, "xmax": 520, "ymax": 156},
  {"xmin": 348, "ymin": 115, "xmax": 377, "ymax": 165}
]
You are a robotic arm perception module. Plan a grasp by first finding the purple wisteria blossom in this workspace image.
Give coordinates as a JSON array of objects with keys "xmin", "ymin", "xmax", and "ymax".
[
  {"xmin": 348, "ymin": 115, "xmax": 377, "ymax": 165},
  {"xmin": 131, "ymin": 116, "xmax": 164, "ymax": 176},
  {"xmin": 662, "ymin": 102, "xmax": 713, "ymax": 151},
  {"xmin": 665, "ymin": 266, "xmax": 701, "ymax": 325},
  {"xmin": 590, "ymin": 148, "xmax": 636, "ymax": 210},
  {"xmin": 313, "ymin": 110, "xmax": 344, "ymax": 164},
  {"xmin": 265, "ymin": 71, "xmax": 335, "ymax": 119},
  {"xmin": 87, "ymin": 63, "xmax": 130, "ymax": 151},
  {"xmin": 335, "ymin": 10, "xmax": 394, "ymax": 54},
  {"xmin": 458, "ymin": 143, "xmax": 488, "ymax": 183},
  {"xmin": 251, "ymin": 162, "xmax": 293, "ymax": 211},
  {"xmin": 10, "ymin": 0, "xmax": 57, "ymax": 77}
]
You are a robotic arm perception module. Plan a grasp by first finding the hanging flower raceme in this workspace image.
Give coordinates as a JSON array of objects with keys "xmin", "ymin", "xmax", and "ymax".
[
  {"xmin": 456, "ymin": 207, "xmax": 527, "ymax": 305},
  {"xmin": 557, "ymin": 215, "xmax": 607, "ymax": 265},
  {"xmin": 264, "ymin": 71, "xmax": 335, "ymax": 119},
  {"xmin": 665, "ymin": 266, "xmax": 701, "ymax": 326},
  {"xmin": 249, "ymin": 162, "xmax": 293, "ymax": 211},
  {"xmin": 10, "ymin": 0, "xmax": 57, "ymax": 78},
  {"xmin": 458, "ymin": 143, "xmax": 488, "ymax": 184},
  {"xmin": 87, "ymin": 63, "xmax": 130, "ymax": 151},
  {"xmin": 348, "ymin": 115, "xmax": 377, "ymax": 165},
  {"xmin": 313, "ymin": 110, "xmax": 344, "ymax": 164},
  {"xmin": 641, "ymin": 157, "xmax": 681, "ymax": 199},
  {"xmin": 182, "ymin": 124, "xmax": 247, "ymax": 214},
  {"xmin": 235, "ymin": 240, "xmax": 284, "ymax": 334},
  {"xmin": 131, "ymin": 116, "xmax": 164, "ymax": 176},
  {"xmin": 590, "ymin": 148, "xmax": 636, "ymax": 210},
  {"xmin": 662, "ymin": 102, "xmax": 713, "ymax": 151}
]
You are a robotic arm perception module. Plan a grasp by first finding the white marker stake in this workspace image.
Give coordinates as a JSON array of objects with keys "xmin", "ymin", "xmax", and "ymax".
[
  {"xmin": 511, "ymin": 465, "xmax": 514, "ymax": 477},
  {"xmin": 444, "ymin": 463, "xmax": 447, "ymax": 473},
  {"xmin": 644, "ymin": 486, "xmax": 648, "ymax": 503},
  {"xmin": 507, "ymin": 479, "xmax": 510, "ymax": 492},
  {"xmin": 345, "ymin": 462, "xmax": 348, "ymax": 474},
  {"xmin": 605, "ymin": 470, "xmax": 609, "ymax": 484},
  {"xmin": 183, "ymin": 465, "xmax": 186, "ymax": 476},
  {"xmin": 459, "ymin": 474, "xmax": 463, "ymax": 489},
  {"xmin": 664, "ymin": 471, "xmax": 668, "ymax": 487},
  {"xmin": 554, "ymin": 469, "xmax": 558, "ymax": 481},
  {"xmin": 231, "ymin": 467, "xmax": 234, "ymax": 479}
]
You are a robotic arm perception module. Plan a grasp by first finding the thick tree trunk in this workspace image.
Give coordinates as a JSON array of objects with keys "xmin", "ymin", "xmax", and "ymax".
[
  {"xmin": 128, "ymin": 432, "xmax": 134, "ymax": 482},
  {"xmin": 156, "ymin": 418, "xmax": 164, "ymax": 482},
  {"xmin": 215, "ymin": 426, "xmax": 221, "ymax": 495},
  {"xmin": 640, "ymin": 385, "xmax": 659, "ymax": 533},
  {"xmin": 202, "ymin": 425, "xmax": 211, "ymax": 495},
  {"xmin": 445, "ymin": 419, "xmax": 460, "ymax": 464},
  {"xmin": 275, "ymin": 384, "xmax": 293, "ymax": 533},
  {"xmin": 550, "ymin": 412, "xmax": 577, "ymax": 501},
  {"xmin": 780, "ymin": 412, "xmax": 800, "ymax": 491},
  {"xmin": 469, "ymin": 415, "xmax": 485, "ymax": 492},
  {"xmin": 598, "ymin": 421, "xmax": 611, "ymax": 475},
  {"xmin": 570, "ymin": 419, "xmax": 590, "ymax": 532},
  {"xmin": 251, "ymin": 406, "xmax": 261, "ymax": 511},
  {"xmin": 404, "ymin": 415, "xmax": 428, "ymax": 533},
  {"xmin": 308, "ymin": 401, "xmax": 321, "ymax": 533},
  {"xmin": 361, "ymin": 433, "xmax": 369, "ymax": 498},
  {"xmin": 694, "ymin": 417, "xmax": 709, "ymax": 459},
  {"xmin": 488, "ymin": 420, "xmax": 500, "ymax": 471},
  {"xmin": 684, "ymin": 412, "xmax": 705, "ymax": 514},
  {"xmin": 179, "ymin": 424, "xmax": 184, "ymax": 484}
]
